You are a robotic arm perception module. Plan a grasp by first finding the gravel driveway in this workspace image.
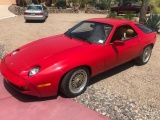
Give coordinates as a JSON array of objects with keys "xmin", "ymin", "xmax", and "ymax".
[{"xmin": 0, "ymin": 13, "xmax": 160, "ymax": 119}]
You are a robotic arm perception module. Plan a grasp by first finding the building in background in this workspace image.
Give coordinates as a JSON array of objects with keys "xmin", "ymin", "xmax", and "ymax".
[
  {"xmin": 0, "ymin": 0, "xmax": 55, "ymax": 5},
  {"xmin": 0, "ymin": 0, "xmax": 16, "ymax": 5}
]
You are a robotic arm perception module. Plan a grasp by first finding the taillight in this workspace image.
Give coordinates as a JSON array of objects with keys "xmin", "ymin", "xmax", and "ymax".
[
  {"xmin": 35, "ymin": 13, "xmax": 43, "ymax": 15},
  {"xmin": 24, "ymin": 12, "xmax": 29, "ymax": 15}
]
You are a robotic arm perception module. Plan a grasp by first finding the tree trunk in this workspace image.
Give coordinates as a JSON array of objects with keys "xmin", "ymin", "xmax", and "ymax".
[{"xmin": 139, "ymin": 0, "xmax": 149, "ymax": 24}]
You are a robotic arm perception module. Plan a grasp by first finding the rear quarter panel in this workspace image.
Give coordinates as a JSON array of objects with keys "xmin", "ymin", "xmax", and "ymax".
[{"xmin": 132, "ymin": 23, "xmax": 156, "ymax": 56}]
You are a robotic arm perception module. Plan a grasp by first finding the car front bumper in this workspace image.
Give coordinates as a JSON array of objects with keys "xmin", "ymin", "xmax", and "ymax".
[{"xmin": 0, "ymin": 59, "xmax": 41, "ymax": 97}]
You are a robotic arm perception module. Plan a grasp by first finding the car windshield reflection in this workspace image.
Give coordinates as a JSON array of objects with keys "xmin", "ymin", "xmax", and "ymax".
[{"xmin": 65, "ymin": 21, "xmax": 113, "ymax": 44}]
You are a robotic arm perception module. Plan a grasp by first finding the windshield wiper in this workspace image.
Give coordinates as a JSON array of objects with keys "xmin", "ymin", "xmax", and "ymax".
[
  {"xmin": 64, "ymin": 32, "xmax": 73, "ymax": 39},
  {"xmin": 73, "ymin": 36, "xmax": 92, "ymax": 44}
]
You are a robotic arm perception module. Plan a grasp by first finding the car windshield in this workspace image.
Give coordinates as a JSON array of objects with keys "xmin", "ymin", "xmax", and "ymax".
[
  {"xmin": 27, "ymin": 6, "xmax": 42, "ymax": 10},
  {"xmin": 64, "ymin": 21, "xmax": 113, "ymax": 44}
]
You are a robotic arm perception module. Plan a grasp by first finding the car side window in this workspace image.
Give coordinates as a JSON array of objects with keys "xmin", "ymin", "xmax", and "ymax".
[{"xmin": 110, "ymin": 25, "xmax": 138, "ymax": 43}]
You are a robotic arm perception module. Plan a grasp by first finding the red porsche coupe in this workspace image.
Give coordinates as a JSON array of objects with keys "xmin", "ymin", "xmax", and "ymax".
[{"xmin": 0, "ymin": 18, "xmax": 156, "ymax": 98}]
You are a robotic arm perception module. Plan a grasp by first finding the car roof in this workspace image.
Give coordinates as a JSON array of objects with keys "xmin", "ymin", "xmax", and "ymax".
[{"xmin": 87, "ymin": 18, "xmax": 138, "ymax": 26}]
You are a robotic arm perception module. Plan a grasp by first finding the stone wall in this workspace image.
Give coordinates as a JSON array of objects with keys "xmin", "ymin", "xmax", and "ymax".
[{"xmin": 14, "ymin": 7, "xmax": 79, "ymax": 15}]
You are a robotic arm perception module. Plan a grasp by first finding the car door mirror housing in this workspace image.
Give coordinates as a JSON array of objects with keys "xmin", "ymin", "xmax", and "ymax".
[{"xmin": 113, "ymin": 40, "xmax": 125, "ymax": 46}]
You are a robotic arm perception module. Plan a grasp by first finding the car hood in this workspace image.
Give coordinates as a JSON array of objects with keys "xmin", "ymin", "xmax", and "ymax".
[{"xmin": 4, "ymin": 34, "xmax": 87, "ymax": 75}]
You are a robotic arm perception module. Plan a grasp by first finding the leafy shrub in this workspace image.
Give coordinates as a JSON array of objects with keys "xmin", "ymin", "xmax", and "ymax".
[
  {"xmin": 56, "ymin": 0, "xmax": 66, "ymax": 9},
  {"xmin": 107, "ymin": 12, "xmax": 136, "ymax": 21},
  {"xmin": 79, "ymin": 3, "xmax": 85, "ymax": 9},
  {"xmin": 107, "ymin": 12, "xmax": 118, "ymax": 18},
  {"xmin": 95, "ymin": 0, "xmax": 111, "ymax": 10},
  {"xmin": 145, "ymin": 13, "xmax": 160, "ymax": 33},
  {"xmin": 150, "ymin": 0, "xmax": 160, "ymax": 13},
  {"xmin": 26, "ymin": 0, "xmax": 31, "ymax": 5},
  {"xmin": 123, "ymin": 12, "xmax": 136, "ymax": 20},
  {"xmin": 107, "ymin": 12, "xmax": 123, "ymax": 19},
  {"xmin": 16, "ymin": 0, "xmax": 27, "ymax": 6}
]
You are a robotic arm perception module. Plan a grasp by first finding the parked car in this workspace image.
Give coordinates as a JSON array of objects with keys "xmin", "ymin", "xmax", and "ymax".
[
  {"xmin": 24, "ymin": 4, "xmax": 48, "ymax": 22},
  {"xmin": 0, "ymin": 18, "xmax": 156, "ymax": 98},
  {"xmin": 111, "ymin": 1, "xmax": 151, "ymax": 16}
]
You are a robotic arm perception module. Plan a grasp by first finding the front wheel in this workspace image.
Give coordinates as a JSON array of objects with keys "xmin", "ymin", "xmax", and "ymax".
[
  {"xmin": 134, "ymin": 45, "xmax": 152, "ymax": 65},
  {"xmin": 60, "ymin": 67, "xmax": 90, "ymax": 97}
]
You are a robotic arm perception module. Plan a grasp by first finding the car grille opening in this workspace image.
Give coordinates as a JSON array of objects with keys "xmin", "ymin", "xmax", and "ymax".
[{"xmin": 5, "ymin": 79, "xmax": 30, "ymax": 91}]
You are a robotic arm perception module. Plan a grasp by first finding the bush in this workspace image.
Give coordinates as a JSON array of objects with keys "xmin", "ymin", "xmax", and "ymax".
[
  {"xmin": 26, "ymin": 0, "xmax": 31, "ymax": 5},
  {"xmin": 107, "ymin": 12, "xmax": 123, "ymax": 19},
  {"xmin": 95, "ymin": 0, "xmax": 111, "ymax": 10},
  {"xmin": 150, "ymin": 0, "xmax": 160, "ymax": 13},
  {"xmin": 107, "ymin": 12, "xmax": 136, "ymax": 21},
  {"xmin": 95, "ymin": 3, "xmax": 106, "ymax": 10},
  {"xmin": 16, "ymin": 0, "xmax": 27, "ymax": 6},
  {"xmin": 107, "ymin": 12, "xmax": 118, "ymax": 18},
  {"xmin": 123, "ymin": 12, "xmax": 136, "ymax": 20},
  {"xmin": 145, "ymin": 13, "xmax": 160, "ymax": 33},
  {"xmin": 79, "ymin": 3, "xmax": 85, "ymax": 9},
  {"xmin": 56, "ymin": 0, "xmax": 66, "ymax": 9}
]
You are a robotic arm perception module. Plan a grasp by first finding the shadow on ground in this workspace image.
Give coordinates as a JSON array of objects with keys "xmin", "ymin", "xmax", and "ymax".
[
  {"xmin": 25, "ymin": 20, "xmax": 46, "ymax": 23},
  {"xmin": 89, "ymin": 61, "xmax": 135, "ymax": 86}
]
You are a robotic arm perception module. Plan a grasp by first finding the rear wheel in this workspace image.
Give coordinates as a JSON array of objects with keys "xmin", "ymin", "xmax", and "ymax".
[
  {"xmin": 42, "ymin": 18, "xmax": 46, "ymax": 22},
  {"xmin": 25, "ymin": 20, "xmax": 29, "ymax": 23},
  {"xmin": 60, "ymin": 67, "xmax": 90, "ymax": 97},
  {"xmin": 135, "ymin": 45, "xmax": 152, "ymax": 65}
]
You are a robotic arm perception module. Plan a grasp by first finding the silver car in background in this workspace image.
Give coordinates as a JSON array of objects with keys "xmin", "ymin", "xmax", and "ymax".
[{"xmin": 24, "ymin": 4, "xmax": 48, "ymax": 22}]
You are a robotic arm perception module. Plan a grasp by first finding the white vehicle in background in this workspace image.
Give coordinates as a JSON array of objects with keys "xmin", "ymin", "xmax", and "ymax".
[{"xmin": 24, "ymin": 4, "xmax": 48, "ymax": 22}]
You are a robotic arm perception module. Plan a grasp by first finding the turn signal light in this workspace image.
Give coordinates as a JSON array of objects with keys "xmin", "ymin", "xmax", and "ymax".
[{"xmin": 38, "ymin": 83, "xmax": 51, "ymax": 88}]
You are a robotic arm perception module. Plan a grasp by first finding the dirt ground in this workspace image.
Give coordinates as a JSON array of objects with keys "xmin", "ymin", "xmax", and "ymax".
[{"xmin": 0, "ymin": 13, "xmax": 160, "ymax": 109}]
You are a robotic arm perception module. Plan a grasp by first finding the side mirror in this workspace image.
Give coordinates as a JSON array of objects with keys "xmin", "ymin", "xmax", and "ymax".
[{"xmin": 113, "ymin": 40, "xmax": 125, "ymax": 46}]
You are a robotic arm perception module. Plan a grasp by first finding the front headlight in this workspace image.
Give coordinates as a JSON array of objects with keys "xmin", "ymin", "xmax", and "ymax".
[{"xmin": 29, "ymin": 66, "xmax": 40, "ymax": 76}]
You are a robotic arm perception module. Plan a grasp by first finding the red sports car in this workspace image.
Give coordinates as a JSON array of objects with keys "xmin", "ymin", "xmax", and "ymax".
[{"xmin": 0, "ymin": 18, "xmax": 156, "ymax": 98}]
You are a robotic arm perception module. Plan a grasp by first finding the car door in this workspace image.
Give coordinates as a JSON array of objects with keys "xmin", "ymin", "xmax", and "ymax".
[
  {"xmin": 109, "ymin": 24, "xmax": 141, "ymax": 65},
  {"xmin": 102, "ymin": 25, "xmax": 118, "ymax": 71}
]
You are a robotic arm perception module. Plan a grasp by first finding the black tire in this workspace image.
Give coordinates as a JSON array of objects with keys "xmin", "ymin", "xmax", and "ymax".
[
  {"xmin": 60, "ymin": 67, "xmax": 90, "ymax": 98},
  {"xmin": 25, "ymin": 20, "xmax": 29, "ymax": 23},
  {"xmin": 134, "ymin": 45, "xmax": 152, "ymax": 65},
  {"xmin": 42, "ymin": 19, "xmax": 46, "ymax": 22}
]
